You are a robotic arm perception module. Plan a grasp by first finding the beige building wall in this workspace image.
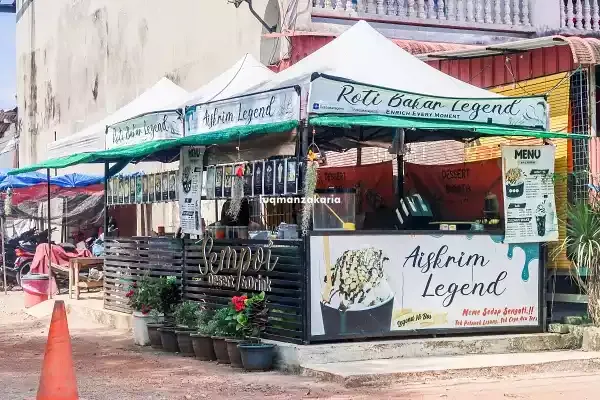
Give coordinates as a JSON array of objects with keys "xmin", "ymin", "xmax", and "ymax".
[{"xmin": 15, "ymin": 0, "xmax": 285, "ymax": 167}]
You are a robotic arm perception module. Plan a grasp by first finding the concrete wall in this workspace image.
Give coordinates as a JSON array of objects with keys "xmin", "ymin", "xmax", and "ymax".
[{"xmin": 15, "ymin": 0, "xmax": 286, "ymax": 166}]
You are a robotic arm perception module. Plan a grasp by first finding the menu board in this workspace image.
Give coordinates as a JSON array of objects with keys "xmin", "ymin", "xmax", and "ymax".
[
  {"xmin": 215, "ymin": 166, "xmax": 224, "ymax": 198},
  {"xmin": 243, "ymin": 163, "xmax": 253, "ymax": 196},
  {"xmin": 162, "ymin": 173, "xmax": 169, "ymax": 201},
  {"xmin": 286, "ymin": 158, "xmax": 298, "ymax": 195},
  {"xmin": 253, "ymin": 161, "xmax": 264, "ymax": 196},
  {"xmin": 264, "ymin": 160, "xmax": 275, "ymax": 195},
  {"xmin": 224, "ymin": 165, "xmax": 233, "ymax": 198},
  {"xmin": 502, "ymin": 145, "xmax": 558, "ymax": 243},
  {"xmin": 179, "ymin": 146, "xmax": 205, "ymax": 235},
  {"xmin": 275, "ymin": 158, "xmax": 286, "ymax": 195},
  {"xmin": 129, "ymin": 177, "xmax": 136, "ymax": 202},
  {"xmin": 142, "ymin": 176, "xmax": 149, "ymax": 202},
  {"xmin": 148, "ymin": 174, "xmax": 155, "ymax": 202},
  {"xmin": 168, "ymin": 171, "xmax": 177, "ymax": 200}
]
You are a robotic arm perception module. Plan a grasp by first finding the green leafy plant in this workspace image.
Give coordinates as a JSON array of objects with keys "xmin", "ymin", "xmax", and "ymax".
[
  {"xmin": 126, "ymin": 277, "xmax": 160, "ymax": 314},
  {"xmin": 174, "ymin": 301, "xmax": 200, "ymax": 327},
  {"xmin": 156, "ymin": 276, "xmax": 181, "ymax": 320},
  {"xmin": 196, "ymin": 307, "xmax": 215, "ymax": 336},
  {"xmin": 232, "ymin": 292, "xmax": 268, "ymax": 340},
  {"xmin": 555, "ymin": 201, "xmax": 600, "ymax": 325},
  {"xmin": 207, "ymin": 306, "xmax": 238, "ymax": 338}
]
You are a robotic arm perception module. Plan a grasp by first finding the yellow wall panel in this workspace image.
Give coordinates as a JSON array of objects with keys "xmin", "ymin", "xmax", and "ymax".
[{"xmin": 465, "ymin": 73, "xmax": 571, "ymax": 269}]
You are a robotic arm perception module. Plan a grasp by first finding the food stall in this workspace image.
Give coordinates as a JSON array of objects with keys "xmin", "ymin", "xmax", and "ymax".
[{"xmin": 7, "ymin": 21, "xmax": 589, "ymax": 345}]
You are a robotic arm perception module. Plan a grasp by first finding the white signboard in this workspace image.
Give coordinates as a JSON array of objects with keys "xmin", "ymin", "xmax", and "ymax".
[
  {"xmin": 310, "ymin": 234, "xmax": 540, "ymax": 338},
  {"xmin": 106, "ymin": 110, "xmax": 183, "ymax": 149},
  {"xmin": 309, "ymin": 76, "xmax": 549, "ymax": 129},
  {"xmin": 186, "ymin": 87, "xmax": 301, "ymax": 135},
  {"xmin": 502, "ymin": 145, "xmax": 558, "ymax": 243},
  {"xmin": 179, "ymin": 146, "xmax": 205, "ymax": 235}
]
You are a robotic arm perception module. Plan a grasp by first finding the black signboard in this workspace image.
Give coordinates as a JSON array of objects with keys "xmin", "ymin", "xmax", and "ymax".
[
  {"xmin": 243, "ymin": 163, "xmax": 253, "ymax": 196},
  {"xmin": 253, "ymin": 161, "xmax": 264, "ymax": 196},
  {"xmin": 264, "ymin": 159, "xmax": 275, "ymax": 195},
  {"xmin": 286, "ymin": 158, "xmax": 298, "ymax": 195},
  {"xmin": 275, "ymin": 158, "xmax": 285, "ymax": 195},
  {"xmin": 215, "ymin": 166, "xmax": 224, "ymax": 198}
]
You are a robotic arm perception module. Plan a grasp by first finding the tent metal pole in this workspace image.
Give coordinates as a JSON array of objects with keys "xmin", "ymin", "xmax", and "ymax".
[
  {"xmin": 104, "ymin": 163, "xmax": 109, "ymax": 236},
  {"xmin": 1, "ymin": 216, "xmax": 7, "ymax": 295},
  {"xmin": 46, "ymin": 168, "xmax": 52, "ymax": 300}
]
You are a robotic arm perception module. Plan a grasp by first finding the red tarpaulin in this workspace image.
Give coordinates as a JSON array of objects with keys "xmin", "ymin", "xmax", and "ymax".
[
  {"xmin": 404, "ymin": 159, "xmax": 504, "ymax": 221},
  {"xmin": 7, "ymin": 184, "xmax": 104, "ymax": 205},
  {"xmin": 30, "ymin": 243, "xmax": 92, "ymax": 295},
  {"xmin": 317, "ymin": 161, "xmax": 394, "ymax": 214}
]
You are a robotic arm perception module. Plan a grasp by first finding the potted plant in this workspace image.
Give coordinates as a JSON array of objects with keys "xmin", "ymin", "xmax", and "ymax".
[
  {"xmin": 146, "ymin": 309, "xmax": 165, "ymax": 349},
  {"xmin": 173, "ymin": 301, "xmax": 200, "ymax": 357},
  {"xmin": 225, "ymin": 295, "xmax": 253, "ymax": 368},
  {"xmin": 190, "ymin": 307, "xmax": 217, "ymax": 361},
  {"xmin": 155, "ymin": 276, "xmax": 182, "ymax": 353},
  {"xmin": 209, "ymin": 306, "xmax": 237, "ymax": 364},
  {"xmin": 126, "ymin": 277, "xmax": 160, "ymax": 346},
  {"xmin": 235, "ymin": 292, "xmax": 276, "ymax": 371}
]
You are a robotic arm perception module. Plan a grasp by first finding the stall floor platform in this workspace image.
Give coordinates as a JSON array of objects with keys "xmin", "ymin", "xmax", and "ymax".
[
  {"xmin": 302, "ymin": 350, "xmax": 600, "ymax": 387},
  {"xmin": 270, "ymin": 332, "xmax": 582, "ymax": 372}
]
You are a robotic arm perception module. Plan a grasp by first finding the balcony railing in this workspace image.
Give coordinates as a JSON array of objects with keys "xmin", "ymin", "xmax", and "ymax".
[
  {"xmin": 312, "ymin": 0, "xmax": 536, "ymax": 32},
  {"xmin": 560, "ymin": 0, "xmax": 600, "ymax": 31}
]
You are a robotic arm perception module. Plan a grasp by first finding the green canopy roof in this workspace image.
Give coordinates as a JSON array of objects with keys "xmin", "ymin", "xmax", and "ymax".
[
  {"xmin": 309, "ymin": 115, "xmax": 589, "ymax": 140},
  {"xmin": 9, "ymin": 120, "xmax": 299, "ymax": 175}
]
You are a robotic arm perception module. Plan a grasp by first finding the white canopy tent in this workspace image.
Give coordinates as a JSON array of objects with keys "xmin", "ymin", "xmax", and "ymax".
[
  {"xmin": 47, "ymin": 78, "xmax": 188, "ymax": 160},
  {"xmin": 183, "ymin": 53, "xmax": 274, "ymax": 105},
  {"xmin": 243, "ymin": 20, "xmax": 501, "ymax": 99}
]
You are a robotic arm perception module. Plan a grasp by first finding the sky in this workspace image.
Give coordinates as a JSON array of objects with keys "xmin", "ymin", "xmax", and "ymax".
[{"xmin": 0, "ymin": 13, "xmax": 15, "ymax": 110}]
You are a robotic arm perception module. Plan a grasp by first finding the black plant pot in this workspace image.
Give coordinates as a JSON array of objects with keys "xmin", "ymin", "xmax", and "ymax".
[
  {"xmin": 190, "ymin": 334, "xmax": 216, "ymax": 361},
  {"xmin": 175, "ymin": 329, "xmax": 196, "ymax": 357},
  {"xmin": 226, "ymin": 339, "xmax": 245, "ymax": 368},
  {"xmin": 147, "ymin": 323, "xmax": 164, "ymax": 349},
  {"xmin": 211, "ymin": 337, "xmax": 230, "ymax": 364},
  {"xmin": 158, "ymin": 327, "xmax": 179, "ymax": 353},
  {"xmin": 238, "ymin": 343, "xmax": 275, "ymax": 371}
]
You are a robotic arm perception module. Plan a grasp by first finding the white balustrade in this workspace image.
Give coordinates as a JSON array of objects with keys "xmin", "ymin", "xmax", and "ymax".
[
  {"xmin": 559, "ymin": 0, "xmax": 600, "ymax": 30},
  {"xmin": 310, "ymin": 0, "xmax": 546, "ymax": 31}
]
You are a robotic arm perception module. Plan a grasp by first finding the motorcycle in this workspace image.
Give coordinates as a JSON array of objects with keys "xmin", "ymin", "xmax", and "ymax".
[{"xmin": 8, "ymin": 228, "xmax": 56, "ymax": 287}]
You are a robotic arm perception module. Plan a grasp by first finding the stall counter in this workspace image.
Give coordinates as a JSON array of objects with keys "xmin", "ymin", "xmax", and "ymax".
[{"xmin": 308, "ymin": 231, "xmax": 543, "ymax": 342}]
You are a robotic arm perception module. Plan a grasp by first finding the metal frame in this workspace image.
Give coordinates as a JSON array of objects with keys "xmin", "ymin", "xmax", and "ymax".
[{"xmin": 304, "ymin": 230, "xmax": 545, "ymax": 344}]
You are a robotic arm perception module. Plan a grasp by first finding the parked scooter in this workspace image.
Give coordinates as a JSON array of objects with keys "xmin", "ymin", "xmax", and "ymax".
[{"xmin": 9, "ymin": 228, "xmax": 56, "ymax": 286}]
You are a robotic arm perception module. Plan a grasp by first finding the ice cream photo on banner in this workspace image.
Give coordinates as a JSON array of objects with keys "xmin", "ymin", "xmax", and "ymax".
[{"xmin": 319, "ymin": 236, "xmax": 395, "ymax": 335}]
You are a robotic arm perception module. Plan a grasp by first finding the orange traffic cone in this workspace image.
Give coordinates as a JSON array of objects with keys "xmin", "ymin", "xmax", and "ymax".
[{"xmin": 36, "ymin": 300, "xmax": 79, "ymax": 400}]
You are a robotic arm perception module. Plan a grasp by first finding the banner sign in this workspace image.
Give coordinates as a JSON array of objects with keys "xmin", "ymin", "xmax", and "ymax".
[
  {"xmin": 106, "ymin": 110, "xmax": 183, "ymax": 149},
  {"xmin": 309, "ymin": 233, "xmax": 540, "ymax": 338},
  {"xmin": 309, "ymin": 76, "xmax": 549, "ymax": 129},
  {"xmin": 179, "ymin": 146, "xmax": 205, "ymax": 235},
  {"xmin": 404, "ymin": 159, "xmax": 503, "ymax": 221},
  {"xmin": 186, "ymin": 87, "xmax": 301, "ymax": 135},
  {"xmin": 502, "ymin": 145, "xmax": 558, "ymax": 243},
  {"xmin": 317, "ymin": 161, "xmax": 394, "ymax": 214}
]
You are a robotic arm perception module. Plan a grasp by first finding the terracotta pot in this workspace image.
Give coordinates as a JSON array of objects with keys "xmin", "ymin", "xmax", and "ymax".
[
  {"xmin": 211, "ymin": 337, "xmax": 230, "ymax": 364},
  {"xmin": 190, "ymin": 334, "xmax": 216, "ymax": 361}
]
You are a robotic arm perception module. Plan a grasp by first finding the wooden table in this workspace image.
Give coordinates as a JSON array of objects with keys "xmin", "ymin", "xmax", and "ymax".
[{"xmin": 68, "ymin": 257, "xmax": 104, "ymax": 300}]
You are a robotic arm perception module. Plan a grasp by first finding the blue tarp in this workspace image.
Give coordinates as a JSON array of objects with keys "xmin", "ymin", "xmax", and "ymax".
[
  {"xmin": 0, "ymin": 171, "xmax": 103, "ymax": 190},
  {"xmin": 50, "ymin": 173, "xmax": 103, "ymax": 188},
  {"xmin": 0, "ymin": 171, "xmax": 49, "ymax": 190}
]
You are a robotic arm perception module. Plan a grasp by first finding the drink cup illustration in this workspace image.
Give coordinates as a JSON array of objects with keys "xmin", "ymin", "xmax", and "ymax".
[
  {"xmin": 536, "ymin": 202, "xmax": 546, "ymax": 236},
  {"xmin": 321, "ymin": 247, "xmax": 394, "ymax": 335}
]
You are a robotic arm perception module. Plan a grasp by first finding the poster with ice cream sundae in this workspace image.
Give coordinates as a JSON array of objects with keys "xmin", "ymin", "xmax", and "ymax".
[
  {"xmin": 501, "ymin": 145, "xmax": 558, "ymax": 244},
  {"xmin": 309, "ymin": 233, "xmax": 540, "ymax": 339}
]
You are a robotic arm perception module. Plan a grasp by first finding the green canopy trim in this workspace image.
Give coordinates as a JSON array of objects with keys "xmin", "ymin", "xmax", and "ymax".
[
  {"xmin": 9, "ymin": 120, "xmax": 299, "ymax": 175},
  {"xmin": 309, "ymin": 115, "xmax": 589, "ymax": 140}
]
